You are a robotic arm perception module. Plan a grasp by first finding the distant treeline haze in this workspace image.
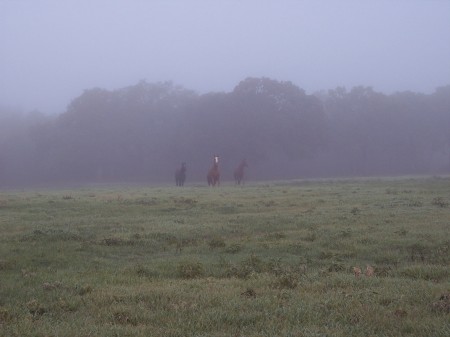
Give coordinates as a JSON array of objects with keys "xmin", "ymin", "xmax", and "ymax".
[{"xmin": 1, "ymin": 78, "xmax": 449, "ymax": 186}]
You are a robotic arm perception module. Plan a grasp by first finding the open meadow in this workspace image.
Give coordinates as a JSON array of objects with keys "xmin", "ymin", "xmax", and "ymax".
[{"xmin": 0, "ymin": 177, "xmax": 449, "ymax": 336}]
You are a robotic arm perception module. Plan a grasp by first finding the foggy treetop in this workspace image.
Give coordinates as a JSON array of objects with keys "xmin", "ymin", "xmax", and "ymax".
[
  {"xmin": 1, "ymin": 78, "xmax": 449, "ymax": 187},
  {"xmin": 1, "ymin": 1, "xmax": 450, "ymax": 114}
]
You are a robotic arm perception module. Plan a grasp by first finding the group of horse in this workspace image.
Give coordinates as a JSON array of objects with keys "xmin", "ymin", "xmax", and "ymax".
[{"xmin": 175, "ymin": 156, "xmax": 247, "ymax": 187}]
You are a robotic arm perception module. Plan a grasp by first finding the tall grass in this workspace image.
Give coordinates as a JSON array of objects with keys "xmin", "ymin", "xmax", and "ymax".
[{"xmin": 0, "ymin": 177, "xmax": 449, "ymax": 336}]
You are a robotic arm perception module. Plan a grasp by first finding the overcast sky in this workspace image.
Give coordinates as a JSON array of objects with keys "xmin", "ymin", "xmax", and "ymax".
[{"xmin": 1, "ymin": 0, "xmax": 450, "ymax": 114}]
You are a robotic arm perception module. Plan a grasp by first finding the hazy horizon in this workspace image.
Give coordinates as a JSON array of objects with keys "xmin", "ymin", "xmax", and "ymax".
[{"xmin": 1, "ymin": 0, "xmax": 450, "ymax": 114}]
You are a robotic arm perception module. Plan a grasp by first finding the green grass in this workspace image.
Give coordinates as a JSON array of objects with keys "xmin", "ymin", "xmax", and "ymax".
[{"xmin": 1, "ymin": 177, "xmax": 449, "ymax": 336}]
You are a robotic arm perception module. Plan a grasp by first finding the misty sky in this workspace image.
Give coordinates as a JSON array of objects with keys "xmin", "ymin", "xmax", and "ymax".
[{"xmin": 1, "ymin": 0, "xmax": 450, "ymax": 114}]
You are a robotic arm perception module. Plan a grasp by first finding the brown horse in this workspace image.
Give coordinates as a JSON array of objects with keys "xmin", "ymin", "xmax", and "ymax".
[
  {"xmin": 234, "ymin": 159, "xmax": 248, "ymax": 185},
  {"xmin": 175, "ymin": 162, "xmax": 187, "ymax": 186},
  {"xmin": 207, "ymin": 155, "xmax": 220, "ymax": 186}
]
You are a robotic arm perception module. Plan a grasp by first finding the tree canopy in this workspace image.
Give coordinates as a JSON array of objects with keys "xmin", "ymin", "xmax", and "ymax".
[{"xmin": 1, "ymin": 79, "xmax": 449, "ymax": 187}]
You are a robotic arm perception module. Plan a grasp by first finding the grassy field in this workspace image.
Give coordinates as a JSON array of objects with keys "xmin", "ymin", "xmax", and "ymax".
[{"xmin": 0, "ymin": 177, "xmax": 449, "ymax": 336}]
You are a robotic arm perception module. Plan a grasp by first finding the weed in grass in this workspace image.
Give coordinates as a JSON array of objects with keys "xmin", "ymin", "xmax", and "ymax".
[
  {"xmin": 42, "ymin": 281, "xmax": 62, "ymax": 291},
  {"xmin": 172, "ymin": 197, "xmax": 198, "ymax": 206},
  {"xmin": 398, "ymin": 265, "xmax": 449, "ymax": 282},
  {"xmin": 328, "ymin": 262, "xmax": 346, "ymax": 273},
  {"xmin": 0, "ymin": 259, "xmax": 14, "ymax": 270},
  {"xmin": 319, "ymin": 250, "xmax": 335, "ymax": 260},
  {"xmin": 21, "ymin": 269, "xmax": 37, "ymax": 278},
  {"xmin": 374, "ymin": 265, "xmax": 392, "ymax": 277},
  {"xmin": 77, "ymin": 284, "xmax": 93, "ymax": 296},
  {"xmin": 407, "ymin": 200, "xmax": 423, "ymax": 207},
  {"xmin": 431, "ymin": 293, "xmax": 450, "ymax": 314},
  {"xmin": 241, "ymin": 288, "xmax": 257, "ymax": 298},
  {"xmin": 433, "ymin": 242, "xmax": 449, "ymax": 264},
  {"xmin": 432, "ymin": 196, "xmax": 449, "ymax": 208},
  {"xmin": 56, "ymin": 297, "xmax": 81, "ymax": 313},
  {"xmin": 264, "ymin": 231, "xmax": 286, "ymax": 240},
  {"xmin": 134, "ymin": 264, "xmax": 160, "ymax": 278},
  {"xmin": 272, "ymin": 271, "xmax": 300, "ymax": 289},
  {"xmin": 102, "ymin": 237, "xmax": 126, "ymax": 246},
  {"xmin": 409, "ymin": 243, "xmax": 428, "ymax": 262},
  {"xmin": 208, "ymin": 236, "xmax": 226, "ymax": 249},
  {"xmin": 288, "ymin": 242, "xmax": 304, "ymax": 255},
  {"xmin": 26, "ymin": 299, "xmax": 46, "ymax": 317},
  {"xmin": 303, "ymin": 231, "xmax": 317, "ymax": 242},
  {"xmin": 149, "ymin": 232, "xmax": 178, "ymax": 244},
  {"xmin": 216, "ymin": 205, "xmax": 238, "ymax": 214},
  {"xmin": 113, "ymin": 311, "xmax": 138, "ymax": 326},
  {"xmin": 224, "ymin": 243, "xmax": 242, "ymax": 254},
  {"xmin": 1, "ymin": 177, "xmax": 449, "ymax": 336},
  {"xmin": 223, "ymin": 254, "xmax": 267, "ymax": 279},
  {"xmin": 395, "ymin": 227, "xmax": 408, "ymax": 236},
  {"xmin": 350, "ymin": 207, "xmax": 360, "ymax": 215},
  {"xmin": 339, "ymin": 228, "xmax": 352, "ymax": 238},
  {"xmin": 374, "ymin": 252, "xmax": 400, "ymax": 266},
  {"xmin": 0, "ymin": 307, "xmax": 12, "ymax": 324},
  {"xmin": 177, "ymin": 261, "xmax": 204, "ymax": 279}
]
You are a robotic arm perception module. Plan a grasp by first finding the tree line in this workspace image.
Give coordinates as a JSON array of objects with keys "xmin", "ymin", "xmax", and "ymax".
[{"xmin": 1, "ymin": 77, "xmax": 449, "ymax": 187}]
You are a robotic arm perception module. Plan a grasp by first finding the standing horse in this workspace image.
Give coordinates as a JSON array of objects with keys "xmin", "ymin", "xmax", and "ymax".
[
  {"xmin": 207, "ymin": 155, "xmax": 220, "ymax": 186},
  {"xmin": 175, "ymin": 162, "xmax": 187, "ymax": 186},
  {"xmin": 234, "ymin": 159, "xmax": 248, "ymax": 185}
]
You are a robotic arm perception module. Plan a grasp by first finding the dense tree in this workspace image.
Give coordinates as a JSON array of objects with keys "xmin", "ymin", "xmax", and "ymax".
[
  {"xmin": 0, "ymin": 78, "xmax": 449, "ymax": 187},
  {"xmin": 320, "ymin": 86, "xmax": 449, "ymax": 176}
]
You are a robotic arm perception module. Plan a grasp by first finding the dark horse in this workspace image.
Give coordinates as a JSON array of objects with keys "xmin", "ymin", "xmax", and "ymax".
[
  {"xmin": 234, "ymin": 159, "xmax": 248, "ymax": 185},
  {"xmin": 207, "ymin": 155, "xmax": 220, "ymax": 186},
  {"xmin": 175, "ymin": 162, "xmax": 187, "ymax": 186}
]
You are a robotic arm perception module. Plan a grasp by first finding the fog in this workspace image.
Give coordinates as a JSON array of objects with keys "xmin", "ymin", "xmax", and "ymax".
[
  {"xmin": 1, "ymin": 1, "xmax": 450, "ymax": 187},
  {"xmin": 1, "ymin": 1, "xmax": 449, "ymax": 114},
  {"xmin": 1, "ymin": 79, "xmax": 449, "ymax": 187}
]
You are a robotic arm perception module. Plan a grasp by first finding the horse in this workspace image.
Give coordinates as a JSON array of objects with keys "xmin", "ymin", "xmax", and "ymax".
[
  {"xmin": 175, "ymin": 162, "xmax": 187, "ymax": 186},
  {"xmin": 207, "ymin": 155, "xmax": 220, "ymax": 186},
  {"xmin": 234, "ymin": 159, "xmax": 248, "ymax": 185}
]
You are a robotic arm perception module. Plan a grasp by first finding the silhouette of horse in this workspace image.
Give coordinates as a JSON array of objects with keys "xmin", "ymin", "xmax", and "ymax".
[
  {"xmin": 207, "ymin": 155, "xmax": 220, "ymax": 186},
  {"xmin": 175, "ymin": 162, "xmax": 187, "ymax": 186},
  {"xmin": 234, "ymin": 159, "xmax": 248, "ymax": 185}
]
